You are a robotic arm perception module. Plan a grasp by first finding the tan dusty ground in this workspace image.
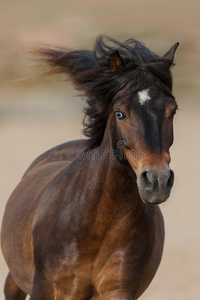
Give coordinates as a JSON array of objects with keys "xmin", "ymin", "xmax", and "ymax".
[{"xmin": 1, "ymin": 0, "xmax": 200, "ymax": 298}]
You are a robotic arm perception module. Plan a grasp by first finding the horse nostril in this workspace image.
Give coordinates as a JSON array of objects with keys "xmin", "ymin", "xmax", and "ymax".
[
  {"xmin": 140, "ymin": 170, "xmax": 156, "ymax": 190},
  {"xmin": 140, "ymin": 168, "xmax": 174, "ymax": 192},
  {"xmin": 141, "ymin": 171, "xmax": 148, "ymax": 183},
  {"xmin": 167, "ymin": 170, "xmax": 174, "ymax": 189},
  {"xmin": 141, "ymin": 170, "xmax": 151, "ymax": 185}
]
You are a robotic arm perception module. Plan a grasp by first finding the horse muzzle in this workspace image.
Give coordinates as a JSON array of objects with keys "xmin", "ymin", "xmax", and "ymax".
[{"xmin": 137, "ymin": 167, "xmax": 174, "ymax": 204}]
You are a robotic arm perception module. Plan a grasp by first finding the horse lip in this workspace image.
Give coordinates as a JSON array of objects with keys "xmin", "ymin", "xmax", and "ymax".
[
  {"xmin": 141, "ymin": 197, "xmax": 167, "ymax": 205},
  {"xmin": 139, "ymin": 190, "xmax": 170, "ymax": 205}
]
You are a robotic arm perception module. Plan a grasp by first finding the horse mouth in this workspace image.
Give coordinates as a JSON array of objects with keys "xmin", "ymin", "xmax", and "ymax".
[
  {"xmin": 138, "ymin": 189, "xmax": 171, "ymax": 205},
  {"xmin": 136, "ymin": 166, "xmax": 174, "ymax": 205}
]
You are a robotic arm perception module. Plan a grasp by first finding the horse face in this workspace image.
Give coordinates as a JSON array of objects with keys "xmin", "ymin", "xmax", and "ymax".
[{"xmin": 113, "ymin": 86, "xmax": 177, "ymax": 204}]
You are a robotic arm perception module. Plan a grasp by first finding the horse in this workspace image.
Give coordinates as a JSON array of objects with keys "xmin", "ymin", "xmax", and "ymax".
[{"xmin": 1, "ymin": 36, "xmax": 179, "ymax": 300}]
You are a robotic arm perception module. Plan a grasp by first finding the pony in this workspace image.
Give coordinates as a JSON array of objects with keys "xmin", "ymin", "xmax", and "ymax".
[{"xmin": 1, "ymin": 36, "xmax": 179, "ymax": 300}]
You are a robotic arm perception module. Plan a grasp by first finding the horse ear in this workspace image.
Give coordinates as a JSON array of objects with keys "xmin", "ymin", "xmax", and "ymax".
[
  {"xmin": 108, "ymin": 50, "xmax": 124, "ymax": 71},
  {"xmin": 162, "ymin": 42, "xmax": 179, "ymax": 68}
]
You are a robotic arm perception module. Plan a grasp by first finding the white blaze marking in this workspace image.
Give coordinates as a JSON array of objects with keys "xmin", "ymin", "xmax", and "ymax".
[{"xmin": 138, "ymin": 89, "xmax": 151, "ymax": 105}]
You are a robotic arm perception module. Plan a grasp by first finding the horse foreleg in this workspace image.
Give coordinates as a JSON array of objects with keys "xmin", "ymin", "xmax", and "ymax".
[
  {"xmin": 4, "ymin": 272, "xmax": 26, "ymax": 300},
  {"xmin": 29, "ymin": 275, "xmax": 55, "ymax": 300}
]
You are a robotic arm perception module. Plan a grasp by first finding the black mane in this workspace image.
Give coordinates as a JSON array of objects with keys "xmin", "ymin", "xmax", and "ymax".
[{"xmin": 36, "ymin": 36, "xmax": 174, "ymax": 149}]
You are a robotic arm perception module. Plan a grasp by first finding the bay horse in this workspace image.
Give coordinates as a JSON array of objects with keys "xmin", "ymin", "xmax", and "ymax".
[{"xmin": 1, "ymin": 36, "xmax": 179, "ymax": 300}]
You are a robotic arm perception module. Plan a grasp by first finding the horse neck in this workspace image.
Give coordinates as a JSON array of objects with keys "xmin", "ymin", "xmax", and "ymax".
[{"xmin": 91, "ymin": 114, "xmax": 144, "ymax": 214}]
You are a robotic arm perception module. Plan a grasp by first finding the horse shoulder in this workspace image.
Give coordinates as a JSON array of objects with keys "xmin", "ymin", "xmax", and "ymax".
[
  {"xmin": 23, "ymin": 139, "xmax": 87, "ymax": 177},
  {"xmin": 1, "ymin": 140, "xmax": 88, "ymax": 295}
]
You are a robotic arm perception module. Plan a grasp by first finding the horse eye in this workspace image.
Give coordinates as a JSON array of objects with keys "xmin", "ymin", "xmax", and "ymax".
[
  {"xmin": 169, "ymin": 110, "xmax": 176, "ymax": 119},
  {"xmin": 115, "ymin": 111, "xmax": 125, "ymax": 120}
]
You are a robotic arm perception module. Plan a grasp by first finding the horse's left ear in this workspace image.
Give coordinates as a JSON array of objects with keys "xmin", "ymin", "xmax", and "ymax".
[
  {"xmin": 108, "ymin": 50, "xmax": 124, "ymax": 71},
  {"xmin": 162, "ymin": 42, "xmax": 180, "ymax": 68}
]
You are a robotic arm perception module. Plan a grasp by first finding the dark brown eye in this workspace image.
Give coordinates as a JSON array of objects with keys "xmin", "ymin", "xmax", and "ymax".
[
  {"xmin": 169, "ymin": 111, "xmax": 176, "ymax": 119},
  {"xmin": 169, "ymin": 108, "xmax": 178, "ymax": 119}
]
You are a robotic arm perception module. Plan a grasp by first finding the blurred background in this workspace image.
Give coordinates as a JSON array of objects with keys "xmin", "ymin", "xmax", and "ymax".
[{"xmin": 0, "ymin": 0, "xmax": 200, "ymax": 299}]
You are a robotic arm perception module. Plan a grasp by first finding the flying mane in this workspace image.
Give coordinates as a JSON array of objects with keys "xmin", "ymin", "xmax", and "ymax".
[{"xmin": 35, "ymin": 35, "xmax": 174, "ymax": 149}]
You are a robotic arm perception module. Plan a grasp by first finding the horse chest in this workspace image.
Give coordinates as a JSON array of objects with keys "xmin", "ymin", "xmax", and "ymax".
[{"xmin": 52, "ymin": 207, "xmax": 164, "ymax": 299}]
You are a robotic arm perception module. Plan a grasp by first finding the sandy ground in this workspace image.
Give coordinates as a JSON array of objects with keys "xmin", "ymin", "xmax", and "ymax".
[{"xmin": 0, "ymin": 89, "xmax": 200, "ymax": 299}]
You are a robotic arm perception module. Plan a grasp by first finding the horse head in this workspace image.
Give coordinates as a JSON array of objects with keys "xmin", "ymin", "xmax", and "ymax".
[
  {"xmin": 35, "ymin": 36, "xmax": 179, "ymax": 204},
  {"xmin": 108, "ymin": 42, "xmax": 179, "ymax": 204}
]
